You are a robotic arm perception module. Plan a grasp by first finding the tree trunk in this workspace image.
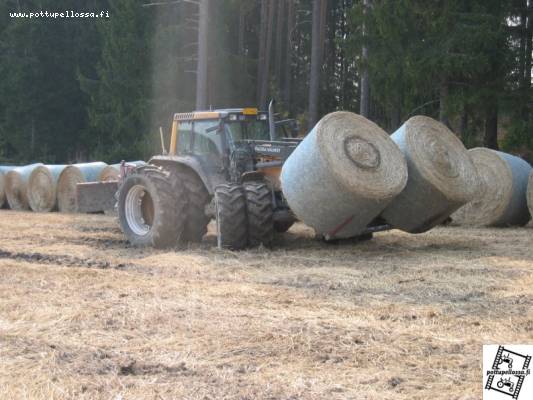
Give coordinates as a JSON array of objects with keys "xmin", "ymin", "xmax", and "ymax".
[
  {"xmin": 258, "ymin": 0, "xmax": 275, "ymax": 109},
  {"xmin": 257, "ymin": 1, "xmax": 268, "ymax": 105},
  {"xmin": 459, "ymin": 107, "xmax": 469, "ymax": 145},
  {"xmin": 283, "ymin": 0, "xmax": 294, "ymax": 111},
  {"xmin": 522, "ymin": 0, "xmax": 532, "ymax": 120},
  {"xmin": 439, "ymin": 77, "xmax": 449, "ymax": 127},
  {"xmin": 274, "ymin": 0, "xmax": 284, "ymax": 81},
  {"xmin": 359, "ymin": 0, "xmax": 370, "ymax": 118},
  {"xmin": 308, "ymin": 0, "xmax": 326, "ymax": 129},
  {"xmin": 238, "ymin": 2, "xmax": 245, "ymax": 56},
  {"xmin": 196, "ymin": 0, "xmax": 209, "ymax": 110},
  {"xmin": 484, "ymin": 102, "xmax": 499, "ymax": 150}
]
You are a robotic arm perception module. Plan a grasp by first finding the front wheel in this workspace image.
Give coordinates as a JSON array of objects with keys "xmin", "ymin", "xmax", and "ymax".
[
  {"xmin": 215, "ymin": 184, "xmax": 248, "ymax": 250},
  {"xmin": 244, "ymin": 182, "xmax": 274, "ymax": 247},
  {"xmin": 118, "ymin": 166, "xmax": 187, "ymax": 248}
]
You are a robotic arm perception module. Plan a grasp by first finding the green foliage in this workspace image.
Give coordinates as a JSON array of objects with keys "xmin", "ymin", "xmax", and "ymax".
[{"xmin": 0, "ymin": 0, "xmax": 531, "ymax": 162}]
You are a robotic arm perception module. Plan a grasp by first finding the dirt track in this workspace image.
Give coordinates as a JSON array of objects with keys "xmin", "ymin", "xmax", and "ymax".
[{"xmin": 0, "ymin": 210, "xmax": 531, "ymax": 399}]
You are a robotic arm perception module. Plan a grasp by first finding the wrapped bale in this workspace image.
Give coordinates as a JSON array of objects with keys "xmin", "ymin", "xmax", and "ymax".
[
  {"xmin": 98, "ymin": 161, "xmax": 146, "ymax": 182},
  {"xmin": 5, "ymin": 163, "xmax": 44, "ymax": 210},
  {"xmin": 281, "ymin": 111, "xmax": 408, "ymax": 239},
  {"xmin": 0, "ymin": 166, "xmax": 16, "ymax": 208},
  {"xmin": 57, "ymin": 162, "xmax": 108, "ymax": 213},
  {"xmin": 528, "ymin": 172, "xmax": 533, "ymax": 220},
  {"xmin": 452, "ymin": 148, "xmax": 532, "ymax": 226},
  {"xmin": 0, "ymin": 172, "xmax": 5, "ymax": 208},
  {"xmin": 28, "ymin": 165, "xmax": 67, "ymax": 212},
  {"xmin": 381, "ymin": 116, "xmax": 479, "ymax": 233}
]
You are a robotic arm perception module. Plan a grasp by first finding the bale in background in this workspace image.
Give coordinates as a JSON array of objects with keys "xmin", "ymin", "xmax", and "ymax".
[
  {"xmin": 57, "ymin": 162, "xmax": 107, "ymax": 213},
  {"xmin": 452, "ymin": 149, "xmax": 532, "ymax": 226},
  {"xmin": 5, "ymin": 164, "xmax": 44, "ymax": 210},
  {"xmin": 527, "ymin": 171, "xmax": 533, "ymax": 218},
  {"xmin": 28, "ymin": 165, "xmax": 67, "ymax": 212},
  {"xmin": 0, "ymin": 171, "xmax": 5, "ymax": 209},
  {"xmin": 381, "ymin": 116, "xmax": 479, "ymax": 233},
  {"xmin": 0, "ymin": 166, "xmax": 16, "ymax": 208},
  {"xmin": 281, "ymin": 111, "xmax": 408, "ymax": 239},
  {"xmin": 98, "ymin": 161, "xmax": 146, "ymax": 182}
]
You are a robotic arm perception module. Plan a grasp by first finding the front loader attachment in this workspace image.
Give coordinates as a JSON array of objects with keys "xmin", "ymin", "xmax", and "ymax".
[{"xmin": 76, "ymin": 181, "xmax": 118, "ymax": 213}]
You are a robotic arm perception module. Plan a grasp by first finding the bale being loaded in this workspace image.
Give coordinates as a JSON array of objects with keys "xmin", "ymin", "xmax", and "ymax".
[
  {"xmin": 27, "ymin": 165, "xmax": 67, "ymax": 212},
  {"xmin": 452, "ymin": 148, "xmax": 532, "ymax": 227},
  {"xmin": 380, "ymin": 116, "xmax": 479, "ymax": 233},
  {"xmin": 281, "ymin": 111, "xmax": 408, "ymax": 239},
  {"xmin": 57, "ymin": 162, "xmax": 108, "ymax": 213},
  {"xmin": 5, "ymin": 163, "xmax": 44, "ymax": 210}
]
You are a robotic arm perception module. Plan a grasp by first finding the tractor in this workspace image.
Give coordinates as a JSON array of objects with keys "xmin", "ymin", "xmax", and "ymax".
[
  {"xmin": 78, "ymin": 103, "xmax": 390, "ymax": 249},
  {"xmin": 79, "ymin": 104, "xmax": 301, "ymax": 249}
]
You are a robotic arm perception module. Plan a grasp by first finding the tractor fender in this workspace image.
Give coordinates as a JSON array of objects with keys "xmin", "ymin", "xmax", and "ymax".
[{"xmin": 149, "ymin": 155, "xmax": 218, "ymax": 195}]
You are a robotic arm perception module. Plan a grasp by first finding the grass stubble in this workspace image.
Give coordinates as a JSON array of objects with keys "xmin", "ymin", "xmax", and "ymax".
[{"xmin": 0, "ymin": 211, "xmax": 531, "ymax": 399}]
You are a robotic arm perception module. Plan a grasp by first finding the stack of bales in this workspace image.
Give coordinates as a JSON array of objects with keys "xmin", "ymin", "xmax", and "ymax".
[
  {"xmin": 57, "ymin": 162, "xmax": 108, "ymax": 213},
  {"xmin": 380, "ymin": 116, "xmax": 479, "ymax": 233},
  {"xmin": 452, "ymin": 149, "xmax": 532, "ymax": 226},
  {"xmin": 281, "ymin": 111, "xmax": 408, "ymax": 239},
  {"xmin": 281, "ymin": 113, "xmax": 481, "ymax": 238},
  {"xmin": 27, "ymin": 165, "xmax": 67, "ymax": 212},
  {"xmin": 5, "ymin": 163, "xmax": 44, "ymax": 210}
]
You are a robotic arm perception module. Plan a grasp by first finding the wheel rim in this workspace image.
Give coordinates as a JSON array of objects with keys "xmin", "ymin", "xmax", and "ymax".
[{"xmin": 125, "ymin": 184, "xmax": 154, "ymax": 236}]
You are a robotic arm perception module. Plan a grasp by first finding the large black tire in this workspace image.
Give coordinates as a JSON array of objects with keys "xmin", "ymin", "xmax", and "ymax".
[
  {"xmin": 215, "ymin": 184, "xmax": 248, "ymax": 250},
  {"xmin": 243, "ymin": 182, "xmax": 274, "ymax": 247},
  {"xmin": 172, "ymin": 166, "xmax": 210, "ymax": 243},
  {"xmin": 118, "ymin": 165, "xmax": 187, "ymax": 248}
]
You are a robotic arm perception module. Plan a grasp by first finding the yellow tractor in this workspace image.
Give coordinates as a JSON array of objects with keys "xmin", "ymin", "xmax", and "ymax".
[{"xmin": 79, "ymin": 105, "xmax": 300, "ymax": 249}]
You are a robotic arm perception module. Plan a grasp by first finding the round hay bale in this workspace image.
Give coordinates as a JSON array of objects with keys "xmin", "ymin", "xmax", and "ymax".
[
  {"xmin": 381, "ymin": 116, "xmax": 479, "ymax": 233},
  {"xmin": 99, "ymin": 161, "xmax": 146, "ymax": 182},
  {"xmin": 99, "ymin": 164, "xmax": 120, "ymax": 182},
  {"xmin": 0, "ymin": 171, "xmax": 5, "ymax": 208},
  {"xmin": 57, "ymin": 162, "xmax": 108, "ymax": 213},
  {"xmin": 452, "ymin": 148, "xmax": 532, "ymax": 226},
  {"xmin": 281, "ymin": 111, "xmax": 408, "ymax": 239},
  {"xmin": 527, "ymin": 171, "xmax": 533, "ymax": 218},
  {"xmin": 5, "ymin": 163, "xmax": 44, "ymax": 210},
  {"xmin": 27, "ymin": 165, "xmax": 67, "ymax": 212},
  {"xmin": 0, "ymin": 166, "xmax": 16, "ymax": 208}
]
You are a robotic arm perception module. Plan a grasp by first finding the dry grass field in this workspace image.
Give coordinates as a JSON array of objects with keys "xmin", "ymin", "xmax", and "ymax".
[{"xmin": 0, "ymin": 210, "xmax": 531, "ymax": 400}]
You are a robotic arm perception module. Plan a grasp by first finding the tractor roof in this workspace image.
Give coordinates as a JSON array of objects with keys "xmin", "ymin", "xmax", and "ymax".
[{"xmin": 173, "ymin": 108, "xmax": 265, "ymax": 121}]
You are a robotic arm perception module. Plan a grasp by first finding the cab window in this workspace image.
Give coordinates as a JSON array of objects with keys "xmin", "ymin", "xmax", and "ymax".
[
  {"xmin": 176, "ymin": 122, "xmax": 192, "ymax": 154},
  {"xmin": 192, "ymin": 120, "xmax": 221, "ymax": 155}
]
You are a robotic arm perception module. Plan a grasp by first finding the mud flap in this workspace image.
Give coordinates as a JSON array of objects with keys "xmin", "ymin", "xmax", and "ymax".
[{"xmin": 76, "ymin": 181, "xmax": 118, "ymax": 213}]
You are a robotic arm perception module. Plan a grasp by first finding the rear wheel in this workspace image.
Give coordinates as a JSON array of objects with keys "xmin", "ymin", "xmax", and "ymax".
[
  {"xmin": 244, "ymin": 182, "xmax": 274, "ymax": 247},
  {"xmin": 215, "ymin": 184, "xmax": 248, "ymax": 250},
  {"xmin": 118, "ymin": 166, "xmax": 187, "ymax": 248},
  {"xmin": 172, "ymin": 166, "xmax": 210, "ymax": 243}
]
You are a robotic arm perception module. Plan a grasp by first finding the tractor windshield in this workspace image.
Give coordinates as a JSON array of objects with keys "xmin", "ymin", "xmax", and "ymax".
[{"xmin": 225, "ymin": 120, "xmax": 270, "ymax": 142}]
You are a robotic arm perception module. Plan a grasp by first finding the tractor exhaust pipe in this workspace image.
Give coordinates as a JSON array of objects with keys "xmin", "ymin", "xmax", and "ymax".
[{"xmin": 268, "ymin": 99, "xmax": 276, "ymax": 141}]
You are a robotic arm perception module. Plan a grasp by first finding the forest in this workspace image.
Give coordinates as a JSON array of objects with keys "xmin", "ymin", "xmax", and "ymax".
[{"xmin": 0, "ymin": 0, "xmax": 532, "ymax": 164}]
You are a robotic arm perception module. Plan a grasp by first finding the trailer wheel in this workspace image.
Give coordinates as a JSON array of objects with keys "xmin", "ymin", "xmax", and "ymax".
[
  {"xmin": 215, "ymin": 184, "xmax": 248, "ymax": 250},
  {"xmin": 244, "ymin": 182, "xmax": 274, "ymax": 247},
  {"xmin": 118, "ymin": 166, "xmax": 187, "ymax": 248}
]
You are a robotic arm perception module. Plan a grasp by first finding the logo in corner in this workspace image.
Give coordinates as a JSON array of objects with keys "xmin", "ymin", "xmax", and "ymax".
[{"xmin": 484, "ymin": 345, "xmax": 532, "ymax": 399}]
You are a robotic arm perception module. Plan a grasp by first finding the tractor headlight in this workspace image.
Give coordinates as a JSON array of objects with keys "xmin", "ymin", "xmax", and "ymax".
[
  {"xmin": 229, "ymin": 114, "xmax": 238, "ymax": 121},
  {"xmin": 258, "ymin": 114, "xmax": 268, "ymax": 120}
]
